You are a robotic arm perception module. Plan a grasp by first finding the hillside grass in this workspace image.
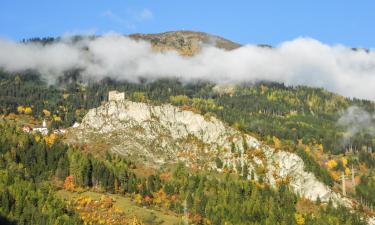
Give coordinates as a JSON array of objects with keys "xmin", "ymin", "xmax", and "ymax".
[{"xmin": 57, "ymin": 190, "xmax": 184, "ymax": 225}]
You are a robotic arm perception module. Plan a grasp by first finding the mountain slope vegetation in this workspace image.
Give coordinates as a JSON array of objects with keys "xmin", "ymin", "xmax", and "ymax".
[
  {"xmin": 0, "ymin": 31, "xmax": 374, "ymax": 224},
  {"xmin": 0, "ymin": 120, "xmax": 369, "ymax": 224},
  {"xmin": 1, "ymin": 72, "xmax": 375, "ymax": 224}
]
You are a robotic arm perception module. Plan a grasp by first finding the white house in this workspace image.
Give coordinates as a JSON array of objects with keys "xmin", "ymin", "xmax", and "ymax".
[{"xmin": 33, "ymin": 119, "xmax": 48, "ymax": 135}]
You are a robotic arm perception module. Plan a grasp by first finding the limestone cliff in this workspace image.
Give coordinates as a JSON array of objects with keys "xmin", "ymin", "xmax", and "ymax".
[{"xmin": 67, "ymin": 100, "xmax": 351, "ymax": 207}]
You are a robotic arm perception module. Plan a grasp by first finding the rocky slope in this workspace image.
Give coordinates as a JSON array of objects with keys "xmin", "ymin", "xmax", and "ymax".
[
  {"xmin": 67, "ymin": 99, "xmax": 352, "ymax": 207},
  {"xmin": 129, "ymin": 30, "xmax": 241, "ymax": 56}
]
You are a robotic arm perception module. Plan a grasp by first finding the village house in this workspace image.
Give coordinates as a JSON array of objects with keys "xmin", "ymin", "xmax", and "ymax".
[
  {"xmin": 22, "ymin": 125, "xmax": 32, "ymax": 133},
  {"xmin": 108, "ymin": 90, "xmax": 125, "ymax": 101},
  {"xmin": 22, "ymin": 119, "xmax": 71, "ymax": 136},
  {"xmin": 33, "ymin": 119, "xmax": 48, "ymax": 135}
]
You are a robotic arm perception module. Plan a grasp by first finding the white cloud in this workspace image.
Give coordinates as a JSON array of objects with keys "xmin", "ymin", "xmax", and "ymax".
[
  {"xmin": 337, "ymin": 106, "xmax": 375, "ymax": 144},
  {"xmin": 1, "ymin": 33, "xmax": 375, "ymax": 101}
]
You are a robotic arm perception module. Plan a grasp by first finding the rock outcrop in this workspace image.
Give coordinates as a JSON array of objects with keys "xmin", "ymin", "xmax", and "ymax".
[{"xmin": 68, "ymin": 100, "xmax": 350, "ymax": 207}]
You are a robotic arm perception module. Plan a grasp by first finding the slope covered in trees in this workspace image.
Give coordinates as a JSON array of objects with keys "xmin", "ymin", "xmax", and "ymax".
[
  {"xmin": 0, "ymin": 120, "xmax": 369, "ymax": 224},
  {"xmin": 0, "ymin": 70, "xmax": 375, "ymax": 224},
  {"xmin": 1, "ymin": 70, "xmax": 374, "ymax": 154},
  {"xmin": 0, "ymin": 122, "xmax": 83, "ymax": 225}
]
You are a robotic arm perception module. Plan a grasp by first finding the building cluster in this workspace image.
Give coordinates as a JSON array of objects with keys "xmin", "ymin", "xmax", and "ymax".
[
  {"xmin": 22, "ymin": 119, "xmax": 66, "ymax": 136},
  {"xmin": 21, "ymin": 89, "xmax": 123, "ymax": 136}
]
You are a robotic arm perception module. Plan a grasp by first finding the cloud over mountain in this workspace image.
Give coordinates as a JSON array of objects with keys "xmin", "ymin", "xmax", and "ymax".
[{"xmin": 0, "ymin": 33, "xmax": 375, "ymax": 100}]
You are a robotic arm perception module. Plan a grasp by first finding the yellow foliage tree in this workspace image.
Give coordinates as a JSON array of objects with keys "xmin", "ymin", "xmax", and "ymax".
[
  {"xmin": 273, "ymin": 136, "xmax": 281, "ymax": 149},
  {"xmin": 170, "ymin": 95, "xmax": 190, "ymax": 105},
  {"xmin": 24, "ymin": 107, "xmax": 32, "ymax": 114},
  {"xmin": 134, "ymin": 194, "xmax": 143, "ymax": 205},
  {"xmin": 133, "ymin": 92, "xmax": 147, "ymax": 102},
  {"xmin": 345, "ymin": 167, "xmax": 351, "ymax": 176},
  {"xmin": 304, "ymin": 145, "xmax": 311, "ymax": 153},
  {"xmin": 43, "ymin": 109, "xmax": 51, "ymax": 117},
  {"xmin": 34, "ymin": 135, "xmax": 41, "ymax": 143},
  {"xmin": 44, "ymin": 133, "xmax": 58, "ymax": 146},
  {"xmin": 330, "ymin": 171, "xmax": 340, "ymax": 181},
  {"xmin": 327, "ymin": 159, "xmax": 337, "ymax": 169},
  {"xmin": 53, "ymin": 115, "xmax": 61, "ymax": 122},
  {"xmin": 153, "ymin": 188, "xmax": 167, "ymax": 206},
  {"xmin": 295, "ymin": 213, "xmax": 305, "ymax": 225},
  {"xmin": 317, "ymin": 144, "xmax": 324, "ymax": 152},
  {"xmin": 17, "ymin": 106, "xmax": 25, "ymax": 114}
]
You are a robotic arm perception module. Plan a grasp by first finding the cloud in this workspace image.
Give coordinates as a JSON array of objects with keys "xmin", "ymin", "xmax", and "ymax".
[
  {"xmin": 0, "ymin": 38, "xmax": 84, "ymax": 81},
  {"xmin": 1, "ymin": 33, "xmax": 375, "ymax": 101},
  {"xmin": 337, "ymin": 106, "xmax": 375, "ymax": 144}
]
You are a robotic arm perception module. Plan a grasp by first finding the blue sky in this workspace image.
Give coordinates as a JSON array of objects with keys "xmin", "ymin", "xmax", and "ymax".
[{"xmin": 0, "ymin": 0, "xmax": 374, "ymax": 47}]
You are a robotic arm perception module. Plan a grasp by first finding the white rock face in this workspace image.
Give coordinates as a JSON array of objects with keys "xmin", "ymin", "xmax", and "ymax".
[
  {"xmin": 271, "ymin": 151, "xmax": 348, "ymax": 205},
  {"xmin": 368, "ymin": 217, "xmax": 375, "ymax": 225},
  {"xmin": 68, "ymin": 100, "xmax": 350, "ymax": 206}
]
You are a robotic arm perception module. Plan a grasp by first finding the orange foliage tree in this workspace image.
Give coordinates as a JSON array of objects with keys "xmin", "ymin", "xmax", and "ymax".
[{"xmin": 64, "ymin": 175, "xmax": 75, "ymax": 190}]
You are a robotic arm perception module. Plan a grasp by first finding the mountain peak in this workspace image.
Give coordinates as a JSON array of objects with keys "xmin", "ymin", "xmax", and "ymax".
[{"xmin": 129, "ymin": 30, "xmax": 241, "ymax": 56}]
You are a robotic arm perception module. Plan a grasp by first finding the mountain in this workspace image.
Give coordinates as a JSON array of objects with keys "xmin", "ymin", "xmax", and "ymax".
[
  {"xmin": 129, "ymin": 30, "xmax": 241, "ymax": 55},
  {"xmin": 1, "ymin": 31, "xmax": 375, "ymax": 224}
]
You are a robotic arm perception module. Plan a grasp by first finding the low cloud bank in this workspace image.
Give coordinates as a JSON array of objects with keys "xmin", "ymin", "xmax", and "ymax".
[
  {"xmin": 1, "ymin": 33, "xmax": 375, "ymax": 100},
  {"xmin": 337, "ymin": 106, "xmax": 375, "ymax": 145}
]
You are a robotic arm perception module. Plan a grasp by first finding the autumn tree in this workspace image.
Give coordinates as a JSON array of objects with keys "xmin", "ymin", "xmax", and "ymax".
[{"xmin": 64, "ymin": 175, "xmax": 75, "ymax": 190}]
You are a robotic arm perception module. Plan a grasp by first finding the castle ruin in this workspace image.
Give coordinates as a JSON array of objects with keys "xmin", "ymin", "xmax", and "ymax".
[{"xmin": 108, "ymin": 90, "xmax": 125, "ymax": 101}]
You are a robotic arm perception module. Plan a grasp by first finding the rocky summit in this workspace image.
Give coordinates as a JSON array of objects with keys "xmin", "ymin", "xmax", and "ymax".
[{"xmin": 129, "ymin": 30, "xmax": 241, "ymax": 56}]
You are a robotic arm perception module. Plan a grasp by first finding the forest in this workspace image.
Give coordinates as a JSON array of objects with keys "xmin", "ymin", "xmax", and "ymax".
[
  {"xmin": 0, "ymin": 120, "xmax": 369, "ymax": 225},
  {"xmin": 0, "ymin": 70, "xmax": 375, "ymax": 224}
]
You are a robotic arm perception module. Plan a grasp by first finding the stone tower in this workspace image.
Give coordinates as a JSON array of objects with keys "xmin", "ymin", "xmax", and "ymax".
[{"xmin": 108, "ymin": 90, "xmax": 125, "ymax": 101}]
